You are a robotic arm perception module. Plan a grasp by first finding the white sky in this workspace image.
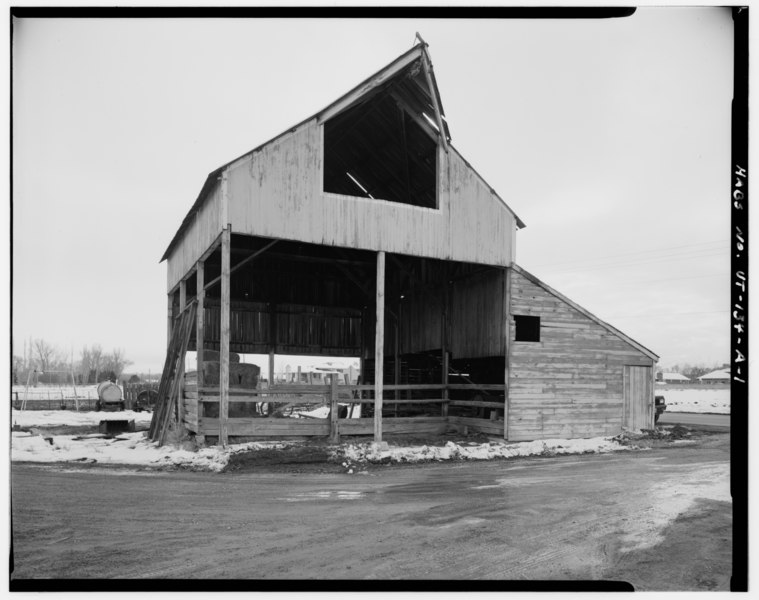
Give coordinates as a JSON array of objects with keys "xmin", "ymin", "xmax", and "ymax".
[{"xmin": 10, "ymin": 8, "xmax": 735, "ymax": 373}]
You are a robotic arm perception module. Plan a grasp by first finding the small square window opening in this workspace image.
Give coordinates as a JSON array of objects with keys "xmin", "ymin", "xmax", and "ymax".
[{"xmin": 514, "ymin": 315, "xmax": 540, "ymax": 342}]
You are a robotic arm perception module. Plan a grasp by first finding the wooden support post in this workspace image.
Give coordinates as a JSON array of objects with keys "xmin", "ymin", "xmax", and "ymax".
[
  {"xmin": 177, "ymin": 369, "xmax": 185, "ymax": 429},
  {"xmin": 196, "ymin": 261, "xmax": 205, "ymax": 390},
  {"xmin": 269, "ymin": 351, "xmax": 275, "ymax": 386},
  {"xmin": 167, "ymin": 293, "xmax": 174, "ymax": 351},
  {"xmin": 179, "ymin": 279, "xmax": 187, "ymax": 312},
  {"xmin": 219, "ymin": 227, "xmax": 231, "ymax": 447},
  {"xmin": 297, "ymin": 365, "xmax": 301, "ymax": 384},
  {"xmin": 374, "ymin": 251, "xmax": 385, "ymax": 443},
  {"xmin": 177, "ymin": 280, "xmax": 187, "ymax": 426},
  {"xmin": 442, "ymin": 274, "xmax": 449, "ymax": 419},
  {"xmin": 394, "ymin": 290, "xmax": 400, "ymax": 404},
  {"xmin": 503, "ymin": 267, "xmax": 512, "ymax": 440},
  {"xmin": 359, "ymin": 306, "xmax": 367, "ymax": 407},
  {"xmin": 442, "ymin": 352, "xmax": 449, "ymax": 419},
  {"xmin": 329, "ymin": 375, "xmax": 339, "ymax": 444}
]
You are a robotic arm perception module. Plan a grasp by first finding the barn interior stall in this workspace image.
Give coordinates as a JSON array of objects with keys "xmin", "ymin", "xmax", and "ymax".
[{"xmin": 150, "ymin": 40, "xmax": 657, "ymax": 446}]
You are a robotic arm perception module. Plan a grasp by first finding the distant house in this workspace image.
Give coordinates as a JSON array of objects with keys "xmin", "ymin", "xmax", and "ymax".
[
  {"xmin": 662, "ymin": 372, "xmax": 691, "ymax": 383},
  {"xmin": 282, "ymin": 362, "xmax": 359, "ymax": 385},
  {"xmin": 698, "ymin": 369, "xmax": 730, "ymax": 384}
]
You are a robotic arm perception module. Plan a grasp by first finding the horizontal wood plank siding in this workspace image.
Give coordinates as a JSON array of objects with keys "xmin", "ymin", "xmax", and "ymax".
[
  {"xmin": 337, "ymin": 417, "xmax": 447, "ymax": 436},
  {"xmin": 199, "ymin": 417, "xmax": 330, "ymax": 437},
  {"xmin": 448, "ymin": 416, "xmax": 504, "ymax": 436},
  {"xmin": 508, "ymin": 269, "xmax": 654, "ymax": 441}
]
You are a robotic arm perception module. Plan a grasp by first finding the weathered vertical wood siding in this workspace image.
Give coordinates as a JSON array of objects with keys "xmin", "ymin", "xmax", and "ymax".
[
  {"xmin": 166, "ymin": 118, "xmax": 517, "ymax": 290},
  {"xmin": 188, "ymin": 299, "xmax": 361, "ymax": 357},
  {"xmin": 167, "ymin": 182, "xmax": 221, "ymax": 288},
  {"xmin": 449, "ymin": 269, "xmax": 505, "ymax": 359},
  {"xmin": 508, "ymin": 269, "xmax": 655, "ymax": 441},
  {"xmin": 397, "ymin": 290, "xmax": 443, "ymax": 356},
  {"xmin": 194, "ymin": 120, "xmax": 516, "ymax": 278},
  {"xmin": 382, "ymin": 268, "xmax": 505, "ymax": 359}
]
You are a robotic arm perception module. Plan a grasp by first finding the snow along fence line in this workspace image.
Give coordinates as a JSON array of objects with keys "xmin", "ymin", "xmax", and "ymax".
[
  {"xmin": 659, "ymin": 388, "xmax": 730, "ymax": 414},
  {"xmin": 12, "ymin": 384, "xmax": 104, "ymax": 411},
  {"xmin": 12, "ymin": 429, "xmax": 640, "ymax": 475},
  {"xmin": 9, "ymin": 408, "xmax": 664, "ymax": 473}
]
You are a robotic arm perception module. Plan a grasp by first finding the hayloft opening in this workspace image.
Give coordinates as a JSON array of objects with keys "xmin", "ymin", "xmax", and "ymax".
[{"xmin": 323, "ymin": 90, "xmax": 438, "ymax": 209}]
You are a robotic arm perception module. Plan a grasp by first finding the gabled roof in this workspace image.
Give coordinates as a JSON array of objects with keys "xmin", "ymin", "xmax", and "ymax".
[
  {"xmin": 699, "ymin": 369, "xmax": 730, "ymax": 380},
  {"xmin": 161, "ymin": 42, "xmax": 524, "ymax": 263},
  {"xmin": 663, "ymin": 372, "xmax": 690, "ymax": 380},
  {"xmin": 512, "ymin": 264, "xmax": 660, "ymax": 362}
]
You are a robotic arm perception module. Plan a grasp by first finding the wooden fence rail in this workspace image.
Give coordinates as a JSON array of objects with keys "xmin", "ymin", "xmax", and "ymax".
[{"xmin": 187, "ymin": 381, "xmax": 506, "ymax": 442}]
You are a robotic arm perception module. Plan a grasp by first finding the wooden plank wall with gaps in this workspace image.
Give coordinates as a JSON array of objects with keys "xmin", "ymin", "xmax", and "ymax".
[
  {"xmin": 387, "ymin": 267, "xmax": 505, "ymax": 359},
  {"xmin": 188, "ymin": 299, "xmax": 362, "ymax": 357},
  {"xmin": 507, "ymin": 269, "xmax": 655, "ymax": 441}
]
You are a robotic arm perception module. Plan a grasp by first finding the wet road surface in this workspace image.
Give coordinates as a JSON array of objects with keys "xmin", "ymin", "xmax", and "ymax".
[
  {"xmin": 659, "ymin": 412, "xmax": 729, "ymax": 429},
  {"xmin": 11, "ymin": 433, "xmax": 731, "ymax": 589}
]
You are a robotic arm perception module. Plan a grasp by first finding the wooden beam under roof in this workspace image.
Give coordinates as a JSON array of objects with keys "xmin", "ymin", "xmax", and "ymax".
[
  {"xmin": 317, "ymin": 46, "xmax": 424, "ymax": 125},
  {"xmin": 420, "ymin": 48, "xmax": 448, "ymax": 152}
]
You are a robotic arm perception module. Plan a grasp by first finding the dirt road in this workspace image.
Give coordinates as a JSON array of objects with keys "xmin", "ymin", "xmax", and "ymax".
[
  {"xmin": 659, "ymin": 412, "xmax": 730, "ymax": 428},
  {"xmin": 11, "ymin": 433, "xmax": 732, "ymax": 590}
]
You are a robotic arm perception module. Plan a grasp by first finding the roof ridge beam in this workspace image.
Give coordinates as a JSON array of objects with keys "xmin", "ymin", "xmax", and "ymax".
[
  {"xmin": 420, "ymin": 47, "xmax": 449, "ymax": 152},
  {"xmin": 317, "ymin": 47, "xmax": 424, "ymax": 125}
]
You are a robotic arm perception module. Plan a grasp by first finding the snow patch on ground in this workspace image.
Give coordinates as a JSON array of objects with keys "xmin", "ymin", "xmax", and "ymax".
[
  {"xmin": 11, "ymin": 408, "xmax": 153, "ymax": 428},
  {"xmin": 11, "ymin": 430, "xmax": 294, "ymax": 472},
  {"xmin": 618, "ymin": 462, "xmax": 731, "ymax": 552},
  {"xmin": 292, "ymin": 405, "xmax": 329, "ymax": 419},
  {"xmin": 337, "ymin": 436, "xmax": 634, "ymax": 466},
  {"xmin": 659, "ymin": 388, "xmax": 730, "ymax": 414},
  {"xmin": 9, "ymin": 410, "xmax": 646, "ymax": 473}
]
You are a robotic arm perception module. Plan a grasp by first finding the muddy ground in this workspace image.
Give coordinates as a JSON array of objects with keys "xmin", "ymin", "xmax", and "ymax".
[{"xmin": 10, "ymin": 428, "xmax": 733, "ymax": 590}]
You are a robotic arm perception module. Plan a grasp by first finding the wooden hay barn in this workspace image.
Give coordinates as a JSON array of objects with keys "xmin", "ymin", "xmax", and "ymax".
[{"xmin": 152, "ymin": 42, "xmax": 658, "ymax": 446}]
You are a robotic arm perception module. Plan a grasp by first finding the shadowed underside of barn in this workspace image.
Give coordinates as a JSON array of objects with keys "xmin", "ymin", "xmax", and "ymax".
[{"xmin": 154, "ymin": 42, "xmax": 658, "ymax": 446}]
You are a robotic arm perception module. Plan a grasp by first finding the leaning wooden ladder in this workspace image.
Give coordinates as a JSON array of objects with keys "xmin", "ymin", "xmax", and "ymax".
[{"xmin": 148, "ymin": 302, "xmax": 197, "ymax": 445}]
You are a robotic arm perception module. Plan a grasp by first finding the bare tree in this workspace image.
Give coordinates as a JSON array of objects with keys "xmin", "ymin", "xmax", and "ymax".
[
  {"xmin": 90, "ymin": 344, "xmax": 104, "ymax": 383},
  {"xmin": 32, "ymin": 338, "xmax": 62, "ymax": 372},
  {"xmin": 12, "ymin": 355, "xmax": 24, "ymax": 384},
  {"xmin": 102, "ymin": 348, "xmax": 132, "ymax": 380},
  {"xmin": 78, "ymin": 346, "xmax": 92, "ymax": 384}
]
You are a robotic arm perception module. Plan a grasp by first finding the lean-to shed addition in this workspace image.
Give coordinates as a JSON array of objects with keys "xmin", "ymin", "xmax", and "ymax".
[{"xmin": 153, "ymin": 42, "xmax": 657, "ymax": 446}]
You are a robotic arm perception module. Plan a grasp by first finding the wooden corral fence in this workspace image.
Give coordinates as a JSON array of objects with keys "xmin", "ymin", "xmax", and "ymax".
[
  {"xmin": 122, "ymin": 381, "xmax": 160, "ymax": 409},
  {"xmin": 183, "ymin": 374, "xmax": 507, "ymax": 442},
  {"xmin": 12, "ymin": 394, "xmax": 100, "ymax": 412}
]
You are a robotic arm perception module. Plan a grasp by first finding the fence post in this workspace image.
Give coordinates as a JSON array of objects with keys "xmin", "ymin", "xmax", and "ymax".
[{"xmin": 329, "ymin": 376, "xmax": 339, "ymax": 444}]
